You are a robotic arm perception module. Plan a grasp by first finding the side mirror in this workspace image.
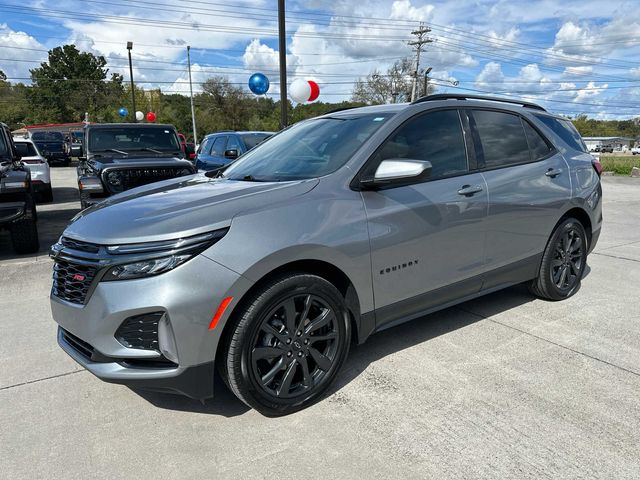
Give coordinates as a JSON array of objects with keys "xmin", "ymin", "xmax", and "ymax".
[
  {"xmin": 224, "ymin": 149, "xmax": 239, "ymax": 159},
  {"xmin": 360, "ymin": 159, "xmax": 432, "ymax": 189}
]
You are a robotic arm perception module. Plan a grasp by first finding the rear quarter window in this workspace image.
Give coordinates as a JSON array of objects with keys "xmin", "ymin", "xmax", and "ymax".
[{"xmin": 534, "ymin": 115, "xmax": 587, "ymax": 152}]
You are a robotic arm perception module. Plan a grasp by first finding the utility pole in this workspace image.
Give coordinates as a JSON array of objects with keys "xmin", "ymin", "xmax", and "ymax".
[
  {"xmin": 187, "ymin": 46, "xmax": 198, "ymax": 144},
  {"xmin": 126, "ymin": 41, "xmax": 137, "ymax": 122},
  {"xmin": 278, "ymin": 0, "xmax": 288, "ymax": 129},
  {"xmin": 408, "ymin": 23, "xmax": 432, "ymax": 102}
]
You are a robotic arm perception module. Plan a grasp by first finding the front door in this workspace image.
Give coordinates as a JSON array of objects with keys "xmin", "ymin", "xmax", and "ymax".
[{"xmin": 360, "ymin": 109, "xmax": 489, "ymax": 328}]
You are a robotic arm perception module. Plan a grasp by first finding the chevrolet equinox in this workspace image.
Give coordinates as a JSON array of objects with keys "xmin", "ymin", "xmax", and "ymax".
[{"xmin": 50, "ymin": 94, "xmax": 603, "ymax": 416}]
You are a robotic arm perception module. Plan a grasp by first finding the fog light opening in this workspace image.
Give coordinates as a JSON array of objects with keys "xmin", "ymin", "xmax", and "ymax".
[{"xmin": 158, "ymin": 314, "xmax": 179, "ymax": 364}]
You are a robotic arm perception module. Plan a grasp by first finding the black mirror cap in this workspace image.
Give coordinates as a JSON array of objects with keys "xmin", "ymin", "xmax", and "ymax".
[{"xmin": 224, "ymin": 149, "xmax": 239, "ymax": 159}]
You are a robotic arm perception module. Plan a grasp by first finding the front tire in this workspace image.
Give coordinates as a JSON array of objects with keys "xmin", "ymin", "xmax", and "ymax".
[
  {"xmin": 221, "ymin": 273, "xmax": 351, "ymax": 416},
  {"xmin": 10, "ymin": 203, "xmax": 39, "ymax": 254},
  {"xmin": 41, "ymin": 185, "xmax": 54, "ymax": 203},
  {"xmin": 530, "ymin": 217, "xmax": 587, "ymax": 301}
]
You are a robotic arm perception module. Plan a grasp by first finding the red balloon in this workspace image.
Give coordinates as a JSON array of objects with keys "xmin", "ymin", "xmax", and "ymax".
[
  {"xmin": 146, "ymin": 112, "xmax": 156, "ymax": 122},
  {"xmin": 307, "ymin": 80, "xmax": 320, "ymax": 102}
]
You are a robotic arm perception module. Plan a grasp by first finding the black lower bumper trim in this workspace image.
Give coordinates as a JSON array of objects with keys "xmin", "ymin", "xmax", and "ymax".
[{"xmin": 112, "ymin": 362, "xmax": 216, "ymax": 400}]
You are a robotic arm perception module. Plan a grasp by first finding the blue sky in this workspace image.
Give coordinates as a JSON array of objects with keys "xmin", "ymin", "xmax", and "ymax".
[{"xmin": 1, "ymin": 0, "xmax": 639, "ymax": 118}]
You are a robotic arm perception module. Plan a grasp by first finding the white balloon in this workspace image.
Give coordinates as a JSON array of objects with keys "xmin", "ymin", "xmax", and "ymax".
[
  {"xmin": 135, "ymin": 111, "xmax": 144, "ymax": 121},
  {"xmin": 289, "ymin": 78, "xmax": 311, "ymax": 103}
]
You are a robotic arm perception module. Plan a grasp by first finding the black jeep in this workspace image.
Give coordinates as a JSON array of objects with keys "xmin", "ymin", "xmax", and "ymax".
[
  {"xmin": 0, "ymin": 122, "xmax": 39, "ymax": 254},
  {"xmin": 31, "ymin": 131, "xmax": 70, "ymax": 166},
  {"xmin": 76, "ymin": 123, "xmax": 197, "ymax": 209}
]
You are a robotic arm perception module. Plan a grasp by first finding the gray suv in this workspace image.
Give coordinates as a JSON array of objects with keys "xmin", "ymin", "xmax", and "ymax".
[{"xmin": 50, "ymin": 94, "xmax": 602, "ymax": 416}]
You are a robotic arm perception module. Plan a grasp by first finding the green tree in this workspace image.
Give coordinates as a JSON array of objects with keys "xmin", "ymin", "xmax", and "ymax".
[{"xmin": 29, "ymin": 45, "xmax": 124, "ymax": 123}]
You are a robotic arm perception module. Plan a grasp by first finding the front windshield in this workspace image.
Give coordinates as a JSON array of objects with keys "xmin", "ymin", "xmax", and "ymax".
[
  {"xmin": 32, "ymin": 131, "xmax": 63, "ymax": 142},
  {"xmin": 88, "ymin": 127, "xmax": 181, "ymax": 153},
  {"xmin": 224, "ymin": 114, "xmax": 392, "ymax": 181}
]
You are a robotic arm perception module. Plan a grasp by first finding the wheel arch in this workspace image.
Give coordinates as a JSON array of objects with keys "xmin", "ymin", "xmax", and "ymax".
[
  {"xmin": 216, "ymin": 259, "xmax": 367, "ymax": 367},
  {"xmin": 559, "ymin": 207, "xmax": 592, "ymax": 247}
]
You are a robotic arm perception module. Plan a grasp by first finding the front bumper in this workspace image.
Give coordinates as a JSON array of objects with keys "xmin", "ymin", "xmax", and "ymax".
[
  {"xmin": 58, "ymin": 327, "xmax": 215, "ymax": 398},
  {"xmin": 50, "ymin": 253, "xmax": 252, "ymax": 399}
]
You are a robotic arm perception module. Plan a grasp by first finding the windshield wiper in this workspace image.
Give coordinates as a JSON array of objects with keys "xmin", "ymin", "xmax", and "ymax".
[
  {"xmin": 99, "ymin": 148, "xmax": 129, "ymax": 156},
  {"xmin": 136, "ymin": 147, "xmax": 163, "ymax": 154}
]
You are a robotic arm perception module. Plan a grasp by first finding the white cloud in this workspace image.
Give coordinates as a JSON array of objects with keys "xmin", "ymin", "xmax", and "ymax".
[
  {"xmin": 0, "ymin": 24, "xmax": 46, "ymax": 80},
  {"xmin": 475, "ymin": 62, "xmax": 504, "ymax": 89}
]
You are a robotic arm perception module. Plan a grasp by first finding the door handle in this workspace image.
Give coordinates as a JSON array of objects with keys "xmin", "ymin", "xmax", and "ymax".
[
  {"xmin": 545, "ymin": 168, "xmax": 563, "ymax": 178},
  {"xmin": 457, "ymin": 185, "xmax": 483, "ymax": 196}
]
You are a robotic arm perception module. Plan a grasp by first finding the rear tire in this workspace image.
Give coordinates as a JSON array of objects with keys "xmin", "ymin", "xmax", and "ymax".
[
  {"xmin": 10, "ymin": 203, "xmax": 39, "ymax": 254},
  {"xmin": 220, "ymin": 273, "xmax": 351, "ymax": 416},
  {"xmin": 41, "ymin": 185, "xmax": 54, "ymax": 203},
  {"xmin": 529, "ymin": 217, "xmax": 587, "ymax": 301}
]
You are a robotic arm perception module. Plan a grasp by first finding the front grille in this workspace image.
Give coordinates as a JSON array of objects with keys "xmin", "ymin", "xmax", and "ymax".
[
  {"xmin": 52, "ymin": 259, "xmax": 99, "ymax": 304},
  {"xmin": 102, "ymin": 167, "xmax": 191, "ymax": 193},
  {"xmin": 115, "ymin": 312, "xmax": 163, "ymax": 351},
  {"xmin": 61, "ymin": 329, "xmax": 95, "ymax": 360},
  {"xmin": 61, "ymin": 237, "xmax": 100, "ymax": 254}
]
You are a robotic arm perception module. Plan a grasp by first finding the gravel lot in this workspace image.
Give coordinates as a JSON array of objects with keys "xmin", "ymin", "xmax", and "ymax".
[{"xmin": 1, "ymin": 167, "xmax": 639, "ymax": 479}]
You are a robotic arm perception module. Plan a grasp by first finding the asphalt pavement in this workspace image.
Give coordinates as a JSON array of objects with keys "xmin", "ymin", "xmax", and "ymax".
[{"xmin": 1, "ymin": 168, "xmax": 639, "ymax": 479}]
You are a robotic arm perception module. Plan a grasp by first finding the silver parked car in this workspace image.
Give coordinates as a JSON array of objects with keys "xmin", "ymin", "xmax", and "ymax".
[{"xmin": 50, "ymin": 94, "xmax": 603, "ymax": 416}]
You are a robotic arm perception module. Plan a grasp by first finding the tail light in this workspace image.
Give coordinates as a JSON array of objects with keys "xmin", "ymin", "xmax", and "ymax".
[{"xmin": 592, "ymin": 158, "xmax": 603, "ymax": 177}]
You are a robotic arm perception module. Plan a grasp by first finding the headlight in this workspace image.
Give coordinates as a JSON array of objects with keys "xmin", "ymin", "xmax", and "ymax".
[
  {"xmin": 107, "ymin": 171, "xmax": 122, "ymax": 186},
  {"xmin": 101, "ymin": 228, "xmax": 228, "ymax": 281},
  {"xmin": 102, "ymin": 254, "xmax": 192, "ymax": 281}
]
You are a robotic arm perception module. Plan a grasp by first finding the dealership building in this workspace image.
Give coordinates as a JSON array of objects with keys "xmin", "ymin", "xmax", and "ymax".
[{"xmin": 582, "ymin": 136, "xmax": 636, "ymax": 152}]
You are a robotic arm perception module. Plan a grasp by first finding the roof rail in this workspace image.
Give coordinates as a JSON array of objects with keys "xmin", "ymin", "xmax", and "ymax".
[{"xmin": 411, "ymin": 93, "xmax": 546, "ymax": 112}]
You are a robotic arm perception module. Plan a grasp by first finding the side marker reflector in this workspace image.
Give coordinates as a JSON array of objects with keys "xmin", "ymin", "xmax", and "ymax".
[{"xmin": 209, "ymin": 296, "xmax": 233, "ymax": 330}]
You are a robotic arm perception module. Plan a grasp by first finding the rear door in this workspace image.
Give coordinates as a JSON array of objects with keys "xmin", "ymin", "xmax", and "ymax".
[
  {"xmin": 360, "ymin": 109, "xmax": 489, "ymax": 327},
  {"xmin": 469, "ymin": 109, "xmax": 572, "ymax": 284}
]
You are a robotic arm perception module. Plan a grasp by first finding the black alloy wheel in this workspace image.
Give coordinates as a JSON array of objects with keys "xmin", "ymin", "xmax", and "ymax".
[
  {"xmin": 250, "ymin": 294, "xmax": 339, "ymax": 399},
  {"xmin": 221, "ymin": 273, "xmax": 350, "ymax": 416},
  {"xmin": 530, "ymin": 217, "xmax": 588, "ymax": 301},
  {"xmin": 551, "ymin": 227, "xmax": 584, "ymax": 291}
]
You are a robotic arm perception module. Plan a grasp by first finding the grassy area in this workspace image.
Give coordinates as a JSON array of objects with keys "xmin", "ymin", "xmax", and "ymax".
[{"xmin": 599, "ymin": 155, "xmax": 640, "ymax": 175}]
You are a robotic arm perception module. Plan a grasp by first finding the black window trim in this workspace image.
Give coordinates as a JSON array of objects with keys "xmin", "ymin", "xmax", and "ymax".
[
  {"xmin": 465, "ymin": 107, "xmax": 558, "ymax": 173},
  {"xmin": 351, "ymin": 106, "xmax": 473, "ymax": 190}
]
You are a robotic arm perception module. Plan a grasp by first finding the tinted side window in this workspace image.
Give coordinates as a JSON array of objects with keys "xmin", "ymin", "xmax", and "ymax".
[
  {"xmin": 226, "ymin": 135, "xmax": 241, "ymax": 152},
  {"xmin": 198, "ymin": 138, "xmax": 211, "ymax": 154},
  {"xmin": 534, "ymin": 115, "xmax": 587, "ymax": 152},
  {"xmin": 472, "ymin": 110, "xmax": 530, "ymax": 168},
  {"xmin": 210, "ymin": 136, "xmax": 227, "ymax": 156},
  {"xmin": 522, "ymin": 121, "xmax": 553, "ymax": 160},
  {"xmin": 375, "ymin": 109, "xmax": 468, "ymax": 179}
]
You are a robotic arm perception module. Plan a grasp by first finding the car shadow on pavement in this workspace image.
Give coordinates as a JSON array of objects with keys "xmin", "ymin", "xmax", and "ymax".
[
  {"xmin": 131, "ymin": 374, "xmax": 251, "ymax": 417},
  {"xmin": 133, "ymin": 283, "xmax": 545, "ymax": 417},
  {"xmin": 329, "ymin": 284, "xmax": 540, "ymax": 397}
]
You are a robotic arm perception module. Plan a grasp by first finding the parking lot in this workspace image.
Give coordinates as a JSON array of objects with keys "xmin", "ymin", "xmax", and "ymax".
[{"xmin": 1, "ymin": 167, "xmax": 639, "ymax": 479}]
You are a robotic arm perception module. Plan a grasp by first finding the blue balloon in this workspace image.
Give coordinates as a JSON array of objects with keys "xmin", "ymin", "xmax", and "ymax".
[
  {"xmin": 118, "ymin": 107, "xmax": 129, "ymax": 117},
  {"xmin": 248, "ymin": 73, "xmax": 270, "ymax": 95}
]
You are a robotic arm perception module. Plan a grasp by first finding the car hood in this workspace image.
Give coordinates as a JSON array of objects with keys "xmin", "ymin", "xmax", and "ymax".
[
  {"xmin": 64, "ymin": 174, "xmax": 319, "ymax": 244},
  {"xmin": 88, "ymin": 155, "xmax": 190, "ymax": 168}
]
